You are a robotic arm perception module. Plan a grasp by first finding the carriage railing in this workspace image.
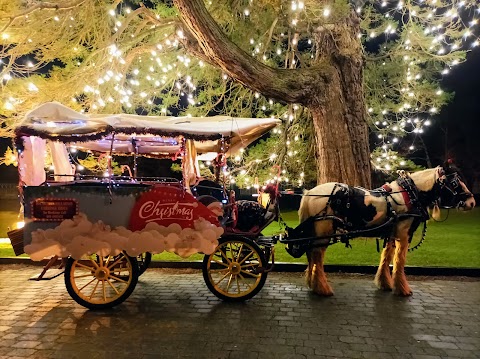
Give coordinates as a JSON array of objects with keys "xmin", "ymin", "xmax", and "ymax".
[{"xmin": 44, "ymin": 173, "xmax": 182, "ymax": 185}]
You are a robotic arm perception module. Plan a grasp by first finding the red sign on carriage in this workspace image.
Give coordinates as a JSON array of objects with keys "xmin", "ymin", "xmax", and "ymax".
[
  {"xmin": 31, "ymin": 198, "xmax": 78, "ymax": 222},
  {"xmin": 129, "ymin": 186, "xmax": 220, "ymax": 231}
]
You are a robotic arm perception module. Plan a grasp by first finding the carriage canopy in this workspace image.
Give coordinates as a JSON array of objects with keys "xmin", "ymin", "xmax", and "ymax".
[{"xmin": 14, "ymin": 102, "xmax": 280, "ymax": 185}]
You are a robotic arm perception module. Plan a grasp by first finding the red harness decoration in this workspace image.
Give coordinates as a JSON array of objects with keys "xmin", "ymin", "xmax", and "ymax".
[
  {"xmin": 381, "ymin": 184, "xmax": 392, "ymax": 192},
  {"xmin": 398, "ymin": 186, "xmax": 412, "ymax": 210},
  {"xmin": 382, "ymin": 184, "xmax": 412, "ymax": 211}
]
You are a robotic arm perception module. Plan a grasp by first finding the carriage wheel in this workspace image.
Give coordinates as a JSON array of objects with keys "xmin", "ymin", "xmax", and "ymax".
[
  {"xmin": 64, "ymin": 252, "xmax": 139, "ymax": 310},
  {"xmin": 137, "ymin": 252, "xmax": 152, "ymax": 276},
  {"xmin": 203, "ymin": 237, "xmax": 268, "ymax": 301}
]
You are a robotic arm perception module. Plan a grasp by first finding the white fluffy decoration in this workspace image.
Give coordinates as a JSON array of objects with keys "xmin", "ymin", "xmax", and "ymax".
[{"xmin": 25, "ymin": 213, "xmax": 223, "ymax": 261}]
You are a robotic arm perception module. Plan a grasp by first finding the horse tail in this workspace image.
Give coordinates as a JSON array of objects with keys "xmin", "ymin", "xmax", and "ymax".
[{"xmin": 298, "ymin": 189, "xmax": 310, "ymax": 223}]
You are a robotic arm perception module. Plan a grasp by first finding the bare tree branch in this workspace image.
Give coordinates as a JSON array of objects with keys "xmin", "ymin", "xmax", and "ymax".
[{"xmin": 173, "ymin": 0, "xmax": 329, "ymax": 105}]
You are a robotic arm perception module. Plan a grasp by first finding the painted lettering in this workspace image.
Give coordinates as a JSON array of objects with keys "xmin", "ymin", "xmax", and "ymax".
[{"xmin": 138, "ymin": 201, "xmax": 195, "ymax": 222}]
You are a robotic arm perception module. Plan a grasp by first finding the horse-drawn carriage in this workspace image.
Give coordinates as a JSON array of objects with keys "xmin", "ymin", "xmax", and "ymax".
[
  {"xmin": 8, "ymin": 102, "xmax": 475, "ymax": 309},
  {"xmin": 9, "ymin": 102, "xmax": 283, "ymax": 309}
]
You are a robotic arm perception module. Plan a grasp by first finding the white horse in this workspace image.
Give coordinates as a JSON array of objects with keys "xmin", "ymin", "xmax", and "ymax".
[{"xmin": 298, "ymin": 165, "xmax": 475, "ymax": 296}]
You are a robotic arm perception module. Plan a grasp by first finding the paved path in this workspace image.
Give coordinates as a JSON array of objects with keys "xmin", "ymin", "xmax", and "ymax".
[{"xmin": 0, "ymin": 265, "xmax": 479, "ymax": 359}]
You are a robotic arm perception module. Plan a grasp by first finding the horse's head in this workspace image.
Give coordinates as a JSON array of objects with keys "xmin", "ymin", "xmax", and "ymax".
[{"xmin": 436, "ymin": 162, "xmax": 476, "ymax": 210}]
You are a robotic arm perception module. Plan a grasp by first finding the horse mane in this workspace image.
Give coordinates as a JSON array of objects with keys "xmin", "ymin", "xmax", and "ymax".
[{"xmin": 407, "ymin": 167, "xmax": 440, "ymax": 192}]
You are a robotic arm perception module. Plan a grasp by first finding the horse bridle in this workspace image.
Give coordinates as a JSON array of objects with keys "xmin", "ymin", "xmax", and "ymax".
[{"xmin": 437, "ymin": 171, "xmax": 473, "ymax": 208}]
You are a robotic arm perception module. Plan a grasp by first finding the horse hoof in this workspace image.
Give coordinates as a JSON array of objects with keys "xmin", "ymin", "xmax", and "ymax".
[
  {"xmin": 375, "ymin": 284, "xmax": 393, "ymax": 292},
  {"xmin": 395, "ymin": 289, "xmax": 413, "ymax": 297},
  {"xmin": 313, "ymin": 289, "xmax": 334, "ymax": 297}
]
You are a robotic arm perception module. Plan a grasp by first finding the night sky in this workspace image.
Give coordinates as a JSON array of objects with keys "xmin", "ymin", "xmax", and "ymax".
[
  {"xmin": 1, "ymin": 50, "xmax": 479, "ymax": 187},
  {"xmin": 422, "ymin": 49, "xmax": 480, "ymax": 190}
]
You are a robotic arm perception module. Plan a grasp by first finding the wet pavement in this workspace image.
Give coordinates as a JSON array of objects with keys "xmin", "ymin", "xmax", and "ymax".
[{"xmin": 0, "ymin": 264, "xmax": 479, "ymax": 359}]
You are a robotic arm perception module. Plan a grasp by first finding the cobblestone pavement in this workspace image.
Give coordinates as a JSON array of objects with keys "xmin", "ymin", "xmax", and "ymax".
[{"xmin": 0, "ymin": 265, "xmax": 479, "ymax": 359}]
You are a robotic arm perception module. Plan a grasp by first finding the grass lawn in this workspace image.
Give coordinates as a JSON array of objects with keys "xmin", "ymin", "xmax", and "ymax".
[{"xmin": 1, "ymin": 207, "xmax": 478, "ymax": 268}]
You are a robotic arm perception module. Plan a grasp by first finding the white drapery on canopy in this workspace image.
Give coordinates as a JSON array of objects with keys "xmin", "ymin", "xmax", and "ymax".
[
  {"xmin": 18, "ymin": 138, "xmax": 75, "ymax": 185},
  {"xmin": 47, "ymin": 141, "xmax": 75, "ymax": 182},
  {"xmin": 17, "ymin": 136, "xmax": 46, "ymax": 186}
]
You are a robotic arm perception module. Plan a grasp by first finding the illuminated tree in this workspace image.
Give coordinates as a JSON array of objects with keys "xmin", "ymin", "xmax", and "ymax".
[{"xmin": 1, "ymin": 0, "xmax": 479, "ymax": 187}]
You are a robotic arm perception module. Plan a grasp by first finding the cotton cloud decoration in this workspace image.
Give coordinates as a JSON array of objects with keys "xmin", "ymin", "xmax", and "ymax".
[{"xmin": 25, "ymin": 213, "xmax": 223, "ymax": 260}]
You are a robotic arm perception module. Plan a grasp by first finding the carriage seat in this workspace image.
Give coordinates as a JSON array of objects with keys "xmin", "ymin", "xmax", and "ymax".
[
  {"xmin": 197, "ymin": 194, "xmax": 277, "ymax": 234},
  {"xmin": 234, "ymin": 200, "xmax": 273, "ymax": 232}
]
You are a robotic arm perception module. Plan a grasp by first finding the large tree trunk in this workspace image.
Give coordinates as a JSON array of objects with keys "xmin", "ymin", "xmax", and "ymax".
[
  {"xmin": 174, "ymin": 0, "xmax": 371, "ymax": 187},
  {"xmin": 310, "ymin": 91, "xmax": 371, "ymax": 187},
  {"xmin": 308, "ymin": 12, "xmax": 371, "ymax": 187}
]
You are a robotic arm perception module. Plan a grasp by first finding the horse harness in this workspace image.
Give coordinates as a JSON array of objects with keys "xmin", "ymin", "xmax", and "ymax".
[
  {"xmin": 380, "ymin": 174, "xmax": 430, "ymax": 251},
  {"xmin": 284, "ymin": 173, "xmax": 431, "ymax": 257}
]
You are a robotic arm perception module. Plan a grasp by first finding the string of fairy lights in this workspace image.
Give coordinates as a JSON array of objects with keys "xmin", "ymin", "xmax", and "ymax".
[{"xmin": 1, "ymin": 0, "xmax": 479, "ymax": 188}]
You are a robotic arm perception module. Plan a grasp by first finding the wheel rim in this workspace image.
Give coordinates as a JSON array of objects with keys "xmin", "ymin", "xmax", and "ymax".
[
  {"xmin": 68, "ymin": 253, "xmax": 134, "ymax": 305},
  {"xmin": 206, "ymin": 241, "xmax": 264, "ymax": 298}
]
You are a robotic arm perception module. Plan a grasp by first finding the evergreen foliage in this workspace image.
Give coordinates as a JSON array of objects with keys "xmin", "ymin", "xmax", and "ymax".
[{"xmin": 1, "ymin": 1, "xmax": 478, "ymax": 187}]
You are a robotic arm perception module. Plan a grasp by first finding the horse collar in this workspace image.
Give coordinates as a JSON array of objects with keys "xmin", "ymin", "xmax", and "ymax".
[{"xmin": 381, "ymin": 182, "xmax": 414, "ymax": 210}]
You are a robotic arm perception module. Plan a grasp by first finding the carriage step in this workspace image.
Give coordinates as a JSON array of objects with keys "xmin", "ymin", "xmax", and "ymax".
[{"xmin": 29, "ymin": 269, "xmax": 64, "ymax": 281}]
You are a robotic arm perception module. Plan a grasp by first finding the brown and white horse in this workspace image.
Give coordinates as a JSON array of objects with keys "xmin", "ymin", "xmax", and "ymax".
[{"xmin": 298, "ymin": 164, "xmax": 475, "ymax": 296}]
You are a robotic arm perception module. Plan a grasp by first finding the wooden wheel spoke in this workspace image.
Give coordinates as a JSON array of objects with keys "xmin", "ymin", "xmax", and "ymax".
[
  {"xmin": 102, "ymin": 280, "xmax": 106, "ymax": 301},
  {"xmin": 209, "ymin": 268, "xmax": 230, "ymax": 273},
  {"xmin": 238, "ymin": 251, "xmax": 254, "ymax": 265},
  {"xmin": 110, "ymin": 266, "xmax": 126, "ymax": 274},
  {"xmin": 98, "ymin": 255, "xmax": 104, "ymax": 267},
  {"xmin": 219, "ymin": 248, "xmax": 232, "ymax": 265},
  {"xmin": 75, "ymin": 262, "xmax": 96, "ymax": 271},
  {"xmin": 241, "ymin": 262, "xmax": 259, "ymax": 269},
  {"xmin": 78, "ymin": 277, "xmax": 97, "ymax": 292},
  {"xmin": 106, "ymin": 279, "xmax": 120, "ymax": 295},
  {"xmin": 226, "ymin": 274, "xmax": 234, "ymax": 292},
  {"xmin": 240, "ymin": 269, "xmax": 260, "ymax": 278},
  {"xmin": 212, "ymin": 259, "xmax": 229, "ymax": 268},
  {"xmin": 74, "ymin": 274, "xmax": 95, "ymax": 279},
  {"xmin": 110, "ymin": 268, "xmax": 128, "ymax": 276},
  {"xmin": 89, "ymin": 259, "xmax": 100, "ymax": 269},
  {"xmin": 213, "ymin": 271, "xmax": 230, "ymax": 286},
  {"xmin": 235, "ymin": 275, "xmax": 241, "ymax": 293},
  {"xmin": 237, "ymin": 273, "xmax": 253, "ymax": 289},
  {"xmin": 89, "ymin": 279, "xmax": 100, "ymax": 299},
  {"xmin": 236, "ymin": 243, "xmax": 244, "ymax": 262},
  {"xmin": 109, "ymin": 274, "xmax": 129, "ymax": 284},
  {"xmin": 107, "ymin": 255, "xmax": 124, "ymax": 270}
]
